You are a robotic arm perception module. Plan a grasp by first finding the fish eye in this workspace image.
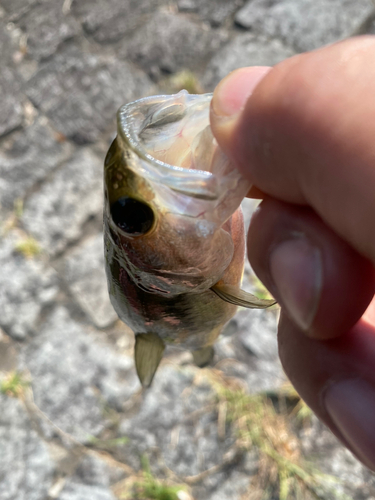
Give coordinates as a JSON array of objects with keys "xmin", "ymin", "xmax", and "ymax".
[{"xmin": 110, "ymin": 197, "xmax": 154, "ymax": 236}]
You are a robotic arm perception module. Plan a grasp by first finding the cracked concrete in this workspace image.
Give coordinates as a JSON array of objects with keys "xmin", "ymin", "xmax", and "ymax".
[{"xmin": 1, "ymin": 1, "xmax": 375, "ymax": 499}]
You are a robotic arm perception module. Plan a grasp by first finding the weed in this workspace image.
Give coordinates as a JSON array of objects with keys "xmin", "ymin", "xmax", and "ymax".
[
  {"xmin": 282, "ymin": 384, "xmax": 314, "ymax": 424},
  {"xmin": 294, "ymin": 400, "xmax": 314, "ymax": 424},
  {"xmin": 121, "ymin": 456, "xmax": 187, "ymax": 500},
  {"xmin": 160, "ymin": 70, "xmax": 203, "ymax": 95},
  {"xmin": 133, "ymin": 456, "xmax": 185, "ymax": 500},
  {"xmin": 14, "ymin": 236, "xmax": 41, "ymax": 258},
  {"xmin": 14, "ymin": 198, "xmax": 24, "ymax": 219},
  {"xmin": 206, "ymin": 371, "xmax": 349, "ymax": 500},
  {"xmin": 87, "ymin": 436, "xmax": 129, "ymax": 449},
  {"xmin": 0, "ymin": 371, "xmax": 29, "ymax": 398},
  {"xmin": 134, "ymin": 476, "xmax": 182, "ymax": 500}
]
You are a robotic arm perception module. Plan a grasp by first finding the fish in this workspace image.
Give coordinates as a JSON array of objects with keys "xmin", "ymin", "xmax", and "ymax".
[{"xmin": 103, "ymin": 90, "xmax": 275, "ymax": 388}]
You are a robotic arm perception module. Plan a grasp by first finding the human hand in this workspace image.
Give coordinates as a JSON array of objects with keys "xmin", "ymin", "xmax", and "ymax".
[{"xmin": 210, "ymin": 36, "xmax": 375, "ymax": 471}]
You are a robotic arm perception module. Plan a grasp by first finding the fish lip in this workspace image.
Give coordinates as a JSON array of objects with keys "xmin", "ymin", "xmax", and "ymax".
[
  {"xmin": 117, "ymin": 91, "xmax": 212, "ymax": 173},
  {"xmin": 108, "ymin": 91, "xmax": 251, "ymax": 226},
  {"xmin": 116, "ymin": 91, "xmax": 224, "ymax": 200}
]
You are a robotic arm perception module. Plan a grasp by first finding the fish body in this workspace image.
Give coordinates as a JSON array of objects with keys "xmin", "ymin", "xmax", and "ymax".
[
  {"xmin": 105, "ymin": 195, "xmax": 244, "ymax": 350},
  {"xmin": 104, "ymin": 91, "xmax": 275, "ymax": 386}
]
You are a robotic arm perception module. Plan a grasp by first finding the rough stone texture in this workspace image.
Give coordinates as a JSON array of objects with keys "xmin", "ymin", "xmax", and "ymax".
[
  {"xmin": 0, "ymin": 393, "xmax": 54, "ymax": 500},
  {"xmin": 0, "ymin": 0, "xmax": 41, "ymax": 21},
  {"xmin": 125, "ymin": 12, "xmax": 226, "ymax": 80},
  {"xmin": 23, "ymin": 307, "xmax": 139, "ymax": 441},
  {"xmin": 22, "ymin": 149, "xmax": 103, "ymax": 256},
  {"xmin": 203, "ymin": 33, "xmax": 295, "ymax": 90},
  {"xmin": 0, "ymin": 235, "xmax": 58, "ymax": 340},
  {"xmin": 215, "ymin": 336, "xmax": 285, "ymax": 394},
  {"xmin": 0, "ymin": 118, "xmax": 71, "ymax": 209},
  {"xmin": 214, "ymin": 297, "xmax": 284, "ymax": 392},
  {"xmin": 1, "ymin": 1, "xmax": 375, "ymax": 498},
  {"xmin": 69, "ymin": 454, "xmax": 124, "ymax": 490},
  {"xmin": 25, "ymin": 47, "xmax": 153, "ymax": 143},
  {"xmin": 0, "ymin": 19, "xmax": 17, "ymax": 65},
  {"xmin": 120, "ymin": 366, "xmax": 216, "ymax": 471},
  {"xmin": 0, "ymin": 330, "xmax": 18, "ymax": 372},
  {"xmin": 64, "ymin": 233, "xmax": 118, "ymax": 328},
  {"xmin": 17, "ymin": 2, "xmax": 81, "ymax": 61},
  {"xmin": 300, "ymin": 417, "xmax": 375, "ymax": 498},
  {"xmin": 0, "ymin": 67, "xmax": 24, "ymax": 138},
  {"xmin": 235, "ymin": 0, "xmax": 375, "ymax": 53},
  {"xmin": 236, "ymin": 308, "xmax": 279, "ymax": 362},
  {"xmin": 71, "ymin": 0, "xmax": 164, "ymax": 44},
  {"xmin": 118, "ymin": 363, "xmax": 259, "ymax": 499},
  {"xmin": 58, "ymin": 483, "xmax": 117, "ymax": 500},
  {"xmin": 178, "ymin": 0, "xmax": 246, "ymax": 27},
  {"xmin": 203, "ymin": 471, "xmax": 252, "ymax": 500}
]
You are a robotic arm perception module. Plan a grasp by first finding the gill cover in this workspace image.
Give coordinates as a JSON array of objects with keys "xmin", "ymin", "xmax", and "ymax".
[{"xmin": 104, "ymin": 91, "xmax": 253, "ymax": 296}]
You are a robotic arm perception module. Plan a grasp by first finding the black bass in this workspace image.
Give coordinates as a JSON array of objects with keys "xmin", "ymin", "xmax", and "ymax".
[{"xmin": 103, "ymin": 91, "xmax": 275, "ymax": 387}]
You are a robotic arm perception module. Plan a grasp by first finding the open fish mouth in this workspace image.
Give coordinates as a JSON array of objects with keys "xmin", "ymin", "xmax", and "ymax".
[
  {"xmin": 114, "ymin": 90, "xmax": 252, "ymax": 226},
  {"xmin": 117, "ymin": 92, "xmax": 219, "ymax": 199},
  {"xmin": 103, "ymin": 91, "xmax": 251, "ymax": 296}
]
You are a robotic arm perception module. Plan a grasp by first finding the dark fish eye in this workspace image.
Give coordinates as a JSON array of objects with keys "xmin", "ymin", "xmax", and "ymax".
[{"xmin": 110, "ymin": 197, "xmax": 154, "ymax": 236}]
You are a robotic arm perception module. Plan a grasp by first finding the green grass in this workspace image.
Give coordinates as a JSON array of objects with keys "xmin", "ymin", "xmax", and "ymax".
[
  {"xmin": 87, "ymin": 436, "xmax": 129, "ymax": 449},
  {"xmin": 133, "ymin": 456, "xmax": 186, "ymax": 500},
  {"xmin": 282, "ymin": 384, "xmax": 314, "ymax": 424},
  {"xmin": 207, "ymin": 371, "xmax": 349, "ymax": 500},
  {"xmin": 14, "ymin": 236, "xmax": 41, "ymax": 258},
  {"xmin": 1, "ymin": 199, "xmax": 23, "ymax": 234},
  {"xmin": 14, "ymin": 198, "xmax": 24, "ymax": 219},
  {"xmin": 0, "ymin": 371, "xmax": 29, "ymax": 398},
  {"xmin": 294, "ymin": 400, "xmax": 314, "ymax": 423}
]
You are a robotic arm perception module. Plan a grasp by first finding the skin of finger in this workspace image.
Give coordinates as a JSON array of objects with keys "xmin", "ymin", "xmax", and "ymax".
[
  {"xmin": 363, "ymin": 296, "xmax": 375, "ymax": 325},
  {"xmin": 248, "ymin": 199, "xmax": 375, "ymax": 339},
  {"xmin": 213, "ymin": 36, "xmax": 375, "ymax": 264},
  {"xmin": 278, "ymin": 311, "xmax": 375, "ymax": 470},
  {"xmin": 246, "ymin": 186, "xmax": 267, "ymax": 199}
]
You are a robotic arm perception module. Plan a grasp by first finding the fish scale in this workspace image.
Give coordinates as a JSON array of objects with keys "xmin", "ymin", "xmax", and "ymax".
[{"xmin": 104, "ymin": 91, "xmax": 275, "ymax": 387}]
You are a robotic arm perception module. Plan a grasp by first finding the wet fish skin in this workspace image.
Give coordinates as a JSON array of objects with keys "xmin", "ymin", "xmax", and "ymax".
[
  {"xmin": 104, "ymin": 180, "xmax": 244, "ymax": 350},
  {"xmin": 104, "ymin": 92, "xmax": 274, "ymax": 387}
]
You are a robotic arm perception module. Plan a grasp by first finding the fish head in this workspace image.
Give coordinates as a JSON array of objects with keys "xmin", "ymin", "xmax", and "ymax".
[{"xmin": 104, "ymin": 91, "xmax": 251, "ymax": 297}]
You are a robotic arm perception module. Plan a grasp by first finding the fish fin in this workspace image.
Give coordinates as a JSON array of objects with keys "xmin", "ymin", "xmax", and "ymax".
[
  {"xmin": 211, "ymin": 283, "xmax": 277, "ymax": 309},
  {"xmin": 192, "ymin": 346, "xmax": 215, "ymax": 367},
  {"xmin": 134, "ymin": 333, "xmax": 165, "ymax": 388}
]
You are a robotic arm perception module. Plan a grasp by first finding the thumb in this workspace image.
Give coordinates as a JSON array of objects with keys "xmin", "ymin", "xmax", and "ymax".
[
  {"xmin": 210, "ymin": 39, "xmax": 375, "ymax": 340},
  {"xmin": 209, "ymin": 40, "xmax": 375, "ymax": 471},
  {"xmin": 211, "ymin": 36, "xmax": 375, "ymax": 264}
]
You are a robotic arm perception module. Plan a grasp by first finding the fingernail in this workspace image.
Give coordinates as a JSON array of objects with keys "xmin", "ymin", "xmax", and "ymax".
[
  {"xmin": 212, "ymin": 66, "xmax": 271, "ymax": 117},
  {"xmin": 269, "ymin": 237, "xmax": 322, "ymax": 331},
  {"xmin": 325, "ymin": 379, "xmax": 375, "ymax": 469}
]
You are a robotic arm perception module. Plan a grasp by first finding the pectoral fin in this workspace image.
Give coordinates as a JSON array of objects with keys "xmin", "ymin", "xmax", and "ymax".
[
  {"xmin": 134, "ymin": 333, "xmax": 165, "ymax": 388},
  {"xmin": 211, "ymin": 283, "xmax": 276, "ymax": 309}
]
